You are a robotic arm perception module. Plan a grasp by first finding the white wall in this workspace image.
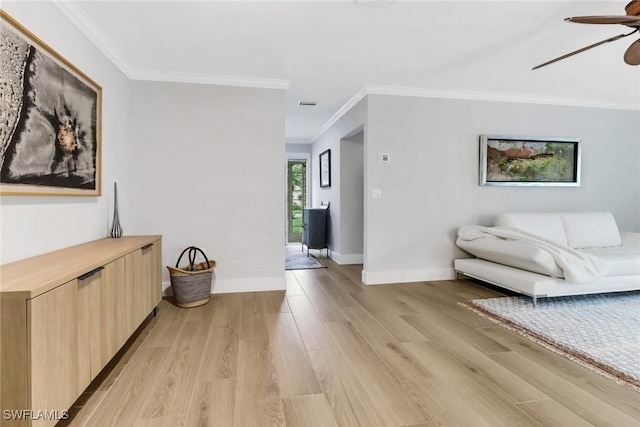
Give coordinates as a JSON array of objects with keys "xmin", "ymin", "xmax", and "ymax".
[
  {"xmin": 286, "ymin": 143, "xmax": 311, "ymax": 155},
  {"xmin": 311, "ymin": 98, "xmax": 367, "ymax": 260},
  {"xmin": 128, "ymin": 81, "xmax": 286, "ymax": 294},
  {"xmin": 339, "ymin": 131, "xmax": 364, "ymax": 263},
  {"xmin": 0, "ymin": 2, "xmax": 133, "ymax": 264},
  {"xmin": 363, "ymin": 95, "xmax": 640, "ymax": 284}
]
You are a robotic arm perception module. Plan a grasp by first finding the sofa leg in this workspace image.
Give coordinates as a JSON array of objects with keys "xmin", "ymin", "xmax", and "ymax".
[{"xmin": 532, "ymin": 296, "xmax": 537, "ymax": 307}]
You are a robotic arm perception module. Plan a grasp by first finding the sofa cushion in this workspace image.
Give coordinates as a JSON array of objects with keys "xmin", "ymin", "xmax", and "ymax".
[
  {"xmin": 496, "ymin": 213, "xmax": 567, "ymax": 246},
  {"xmin": 582, "ymin": 246, "xmax": 640, "ymax": 276},
  {"xmin": 560, "ymin": 212, "xmax": 621, "ymax": 249},
  {"xmin": 456, "ymin": 236, "xmax": 564, "ymax": 278}
]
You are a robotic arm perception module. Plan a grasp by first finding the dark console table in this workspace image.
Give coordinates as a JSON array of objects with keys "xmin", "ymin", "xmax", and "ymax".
[{"xmin": 302, "ymin": 207, "xmax": 328, "ymax": 256}]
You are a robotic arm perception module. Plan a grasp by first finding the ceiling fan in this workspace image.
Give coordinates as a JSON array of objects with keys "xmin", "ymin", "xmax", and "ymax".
[{"xmin": 533, "ymin": 0, "xmax": 640, "ymax": 69}]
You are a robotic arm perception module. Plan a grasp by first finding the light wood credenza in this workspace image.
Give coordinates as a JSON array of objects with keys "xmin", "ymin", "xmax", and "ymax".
[{"xmin": 0, "ymin": 236, "xmax": 162, "ymax": 426}]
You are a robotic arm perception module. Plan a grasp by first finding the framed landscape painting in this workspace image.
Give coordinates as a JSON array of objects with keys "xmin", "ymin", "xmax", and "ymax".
[
  {"xmin": 480, "ymin": 135, "xmax": 580, "ymax": 187},
  {"xmin": 0, "ymin": 11, "xmax": 102, "ymax": 196}
]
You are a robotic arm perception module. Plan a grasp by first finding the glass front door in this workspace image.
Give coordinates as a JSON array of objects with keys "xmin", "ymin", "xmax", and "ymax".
[{"xmin": 287, "ymin": 160, "xmax": 306, "ymax": 243}]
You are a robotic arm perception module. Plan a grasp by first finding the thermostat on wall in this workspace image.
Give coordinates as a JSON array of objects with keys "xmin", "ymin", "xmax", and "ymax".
[{"xmin": 379, "ymin": 153, "xmax": 390, "ymax": 163}]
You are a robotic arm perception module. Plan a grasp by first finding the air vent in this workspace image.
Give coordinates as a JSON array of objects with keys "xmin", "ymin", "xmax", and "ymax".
[{"xmin": 297, "ymin": 101, "xmax": 317, "ymax": 106}]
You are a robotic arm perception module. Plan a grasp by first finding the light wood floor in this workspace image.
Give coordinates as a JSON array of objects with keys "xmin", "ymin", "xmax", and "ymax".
[{"xmin": 60, "ymin": 257, "xmax": 640, "ymax": 427}]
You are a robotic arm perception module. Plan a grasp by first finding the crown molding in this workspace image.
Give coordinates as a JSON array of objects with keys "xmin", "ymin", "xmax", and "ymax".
[
  {"xmin": 285, "ymin": 138, "xmax": 313, "ymax": 145},
  {"xmin": 130, "ymin": 70, "xmax": 290, "ymax": 90},
  {"xmin": 312, "ymin": 87, "xmax": 368, "ymax": 142},
  {"xmin": 53, "ymin": 0, "xmax": 136, "ymax": 78},
  {"xmin": 312, "ymin": 82, "xmax": 638, "ymax": 143},
  {"xmin": 364, "ymin": 84, "xmax": 640, "ymax": 111},
  {"xmin": 53, "ymin": 0, "xmax": 289, "ymax": 90}
]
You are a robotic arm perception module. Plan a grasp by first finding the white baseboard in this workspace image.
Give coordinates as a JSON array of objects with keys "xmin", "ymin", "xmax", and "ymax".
[
  {"xmin": 162, "ymin": 275, "xmax": 286, "ymax": 296},
  {"xmin": 329, "ymin": 251, "xmax": 363, "ymax": 265},
  {"xmin": 361, "ymin": 268, "xmax": 456, "ymax": 285}
]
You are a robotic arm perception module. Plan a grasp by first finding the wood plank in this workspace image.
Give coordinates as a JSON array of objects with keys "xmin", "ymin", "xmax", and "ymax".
[
  {"xmin": 282, "ymin": 394, "xmax": 338, "ymax": 427},
  {"xmin": 325, "ymin": 322, "xmax": 432, "ymax": 426},
  {"xmin": 298, "ymin": 282, "xmax": 347, "ymax": 322},
  {"xmin": 478, "ymin": 325, "xmax": 640, "ymax": 419},
  {"xmin": 308, "ymin": 349, "xmax": 387, "ymax": 427},
  {"xmin": 407, "ymin": 377, "xmax": 540, "ymax": 427},
  {"xmin": 133, "ymin": 416, "xmax": 185, "ymax": 427},
  {"xmin": 139, "ymin": 301, "xmax": 190, "ymax": 348},
  {"xmin": 57, "ymin": 391, "xmax": 107, "ymax": 427},
  {"xmin": 402, "ymin": 312, "xmax": 548, "ymax": 404},
  {"xmin": 262, "ymin": 290, "xmax": 290, "ymax": 313},
  {"xmin": 292, "ymin": 269, "xmax": 324, "ymax": 285},
  {"xmin": 85, "ymin": 346, "xmax": 171, "ymax": 426},
  {"xmin": 402, "ymin": 340, "xmax": 548, "ymax": 405},
  {"xmin": 373, "ymin": 310, "xmax": 427, "ymax": 342},
  {"xmin": 340, "ymin": 305, "xmax": 431, "ymax": 384},
  {"xmin": 348, "ymin": 287, "xmax": 418, "ymax": 315},
  {"xmin": 184, "ymin": 379, "xmax": 235, "ymax": 427},
  {"xmin": 138, "ymin": 320, "xmax": 212, "ymax": 419},
  {"xmin": 490, "ymin": 351, "xmax": 640, "ymax": 426},
  {"xmin": 265, "ymin": 313, "xmax": 322, "ymax": 398},
  {"xmin": 94, "ymin": 301, "xmax": 168, "ymax": 392},
  {"xmin": 235, "ymin": 338, "xmax": 286, "ymax": 427},
  {"xmin": 402, "ymin": 310, "xmax": 509, "ymax": 355},
  {"xmin": 239, "ymin": 292, "xmax": 268, "ymax": 340},
  {"xmin": 323, "ymin": 265, "xmax": 365, "ymax": 294},
  {"xmin": 199, "ymin": 306, "xmax": 240, "ymax": 381},
  {"xmin": 285, "ymin": 271, "xmax": 305, "ymax": 296},
  {"xmin": 395, "ymin": 283, "xmax": 500, "ymax": 329},
  {"xmin": 515, "ymin": 399, "xmax": 595, "ymax": 427},
  {"xmin": 184, "ymin": 294, "xmax": 219, "ymax": 322},
  {"xmin": 312, "ymin": 276, "xmax": 358, "ymax": 308},
  {"xmin": 286, "ymin": 295, "xmax": 336, "ymax": 351}
]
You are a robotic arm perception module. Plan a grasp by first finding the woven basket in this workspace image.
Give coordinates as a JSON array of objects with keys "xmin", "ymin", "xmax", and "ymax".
[{"xmin": 167, "ymin": 247, "xmax": 216, "ymax": 308}]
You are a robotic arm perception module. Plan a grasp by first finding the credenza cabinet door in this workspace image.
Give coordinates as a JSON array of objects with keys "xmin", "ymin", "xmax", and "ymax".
[
  {"xmin": 77, "ymin": 270, "xmax": 102, "ymax": 390},
  {"xmin": 142, "ymin": 241, "xmax": 162, "ymax": 315},
  {"xmin": 104, "ymin": 257, "xmax": 128, "ymax": 353},
  {"xmin": 28, "ymin": 280, "xmax": 79, "ymax": 427},
  {"xmin": 125, "ymin": 250, "xmax": 144, "ymax": 334},
  {"xmin": 125, "ymin": 243, "xmax": 163, "ymax": 335}
]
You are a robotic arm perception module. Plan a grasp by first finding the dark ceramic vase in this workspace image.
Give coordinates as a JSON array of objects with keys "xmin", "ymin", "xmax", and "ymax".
[{"xmin": 110, "ymin": 182, "xmax": 123, "ymax": 238}]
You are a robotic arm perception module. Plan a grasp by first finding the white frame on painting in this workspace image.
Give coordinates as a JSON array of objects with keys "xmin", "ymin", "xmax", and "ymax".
[{"xmin": 479, "ymin": 135, "xmax": 581, "ymax": 187}]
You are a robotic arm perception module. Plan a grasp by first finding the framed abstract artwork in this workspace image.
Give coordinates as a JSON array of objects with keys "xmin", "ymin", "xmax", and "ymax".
[
  {"xmin": 319, "ymin": 149, "xmax": 331, "ymax": 188},
  {"xmin": 480, "ymin": 135, "xmax": 580, "ymax": 187},
  {"xmin": 0, "ymin": 11, "xmax": 102, "ymax": 196}
]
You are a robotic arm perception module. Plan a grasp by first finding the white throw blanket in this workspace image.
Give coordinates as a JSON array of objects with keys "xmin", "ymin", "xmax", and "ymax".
[{"xmin": 457, "ymin": 225, "xmax": 609, "ymax": 283}]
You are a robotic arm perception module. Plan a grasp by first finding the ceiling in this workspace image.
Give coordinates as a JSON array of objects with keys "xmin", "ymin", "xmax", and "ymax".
[{"xmin": 53, "ymin": 0, "xmax": 640, "ymax": 143}]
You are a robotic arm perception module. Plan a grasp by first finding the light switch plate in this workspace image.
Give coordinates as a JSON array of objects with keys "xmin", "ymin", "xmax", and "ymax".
[{"xmin": 372, "ymin": 189, "xmax": 382, "ymax": 199}]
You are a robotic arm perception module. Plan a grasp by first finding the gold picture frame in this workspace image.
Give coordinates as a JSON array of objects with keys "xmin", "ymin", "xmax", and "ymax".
[{"xmin": 0, "ymin": 11, "xmax": 102, "ymax": 196}]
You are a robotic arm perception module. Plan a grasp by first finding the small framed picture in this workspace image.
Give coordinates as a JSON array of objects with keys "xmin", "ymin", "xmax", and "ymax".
[
  {"xmin": 480, "ymin": 135, "xmax": 580, "ymax": 187},
  {"xmin": 319, "ymin": 149, "xmax": 331, "ymax": 188}
]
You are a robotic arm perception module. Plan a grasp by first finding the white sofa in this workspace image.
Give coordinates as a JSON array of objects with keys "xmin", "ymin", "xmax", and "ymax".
[{"xmin": 454, "ymin": 212, "xmax": 640, "ymax": 304}]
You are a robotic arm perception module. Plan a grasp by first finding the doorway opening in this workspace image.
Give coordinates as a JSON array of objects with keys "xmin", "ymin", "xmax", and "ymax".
[{"xmin": 287, "ymin": 160, "xmax": 307, "ymax": 243}]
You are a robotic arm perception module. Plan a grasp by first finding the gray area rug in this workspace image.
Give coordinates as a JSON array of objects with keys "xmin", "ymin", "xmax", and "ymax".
[
  {"xmin": 285, "ymin": 245, "xmax": 325, "ymax": 270},
  {"xmin": 461, "ymin": 292, "xmax": 640, "ymax": 391}
]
